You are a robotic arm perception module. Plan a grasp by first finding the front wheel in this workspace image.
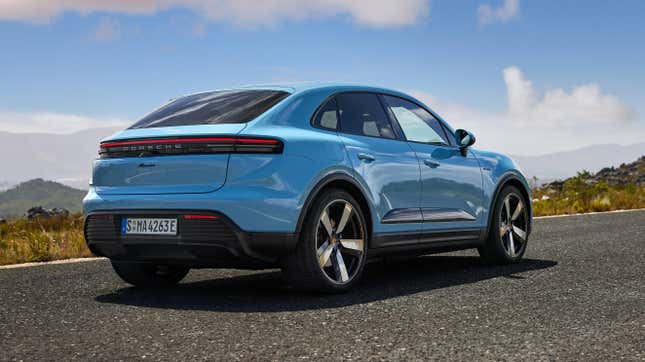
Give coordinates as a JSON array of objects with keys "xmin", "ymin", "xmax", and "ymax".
[
  {"xmin": 282, "ymin": 188, "xmax": 368, "ymax": 293},
  {"xmin": 478, "ymin": 185, "xmax": 530, "ymax": 264},
  {"xmin": 111, "ymin": 261, "xmax": 190, "ymax": 288}
]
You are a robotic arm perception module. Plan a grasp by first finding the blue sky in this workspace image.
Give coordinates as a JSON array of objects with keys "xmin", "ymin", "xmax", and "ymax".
[{"xmin": 0, "ymin": 0, "xmax": 643, "ymax": 155}]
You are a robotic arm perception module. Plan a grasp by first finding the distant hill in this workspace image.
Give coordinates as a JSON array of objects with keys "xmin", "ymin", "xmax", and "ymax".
[
  {"xmin": 540, "ymin": 156, "xmax": 645, "ymax": 191},
  {"xmin": 0, "ymin": 179, "xmax": 86, "ymax": 218},
  {"xmin": 594, "ymin": 156, "xmax": 645, "ymax": 186},
  {"xmin": 512, "ymin": 142, "xmax": 645, "ymax": 183}
]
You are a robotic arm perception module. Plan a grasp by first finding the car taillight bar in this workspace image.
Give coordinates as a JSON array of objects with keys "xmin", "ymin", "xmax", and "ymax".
[{"xmin": 99, "ymin": 136, "xmax": 282, "ymax": 158}]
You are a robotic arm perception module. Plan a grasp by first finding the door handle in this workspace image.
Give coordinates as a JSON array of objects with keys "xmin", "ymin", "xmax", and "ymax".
[
  {"xmin": 424, "ymin": 159, "xmax": 440, "ymax": 168},
  {"xmin": 357, "ymin": 153, "xmax": 376, "ymax": 162}
]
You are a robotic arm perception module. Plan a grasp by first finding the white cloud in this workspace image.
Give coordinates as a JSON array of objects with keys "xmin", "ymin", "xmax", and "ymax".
[
  {"xmin": 0, "ymin": 0, "xmax": 430, "ymax": 27},
  {"xmin": 92, "ymin": 17, "xmax": 121, "ymax": 41},
  {"xmin": 0, "ymin": 110, "xmax": 129, "ymax": 134},
  {"xmin": 411, "ymin": 66, "xmax": 640, "ymax": 155},
  {"xmin": 503, "ymin": 66, "xmax": 633, "ymax": 127},
  {"xmin": 477, "ymin": 0, "xmax": 519, "ymax": 25},
  {"xmin": 0, "ymin": 0, "xmax": 159, "ymax": 23}
]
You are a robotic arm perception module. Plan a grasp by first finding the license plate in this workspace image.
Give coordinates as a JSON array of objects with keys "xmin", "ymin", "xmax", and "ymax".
[{"xmin": 121, "ymin": 218, "xmax": 177, "ymax": 235}]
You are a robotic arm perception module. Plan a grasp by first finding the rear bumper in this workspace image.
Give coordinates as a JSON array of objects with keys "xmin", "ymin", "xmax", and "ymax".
[{"xmin": 84, "ymin": 210, "xmax": 297, "ymax": 268}]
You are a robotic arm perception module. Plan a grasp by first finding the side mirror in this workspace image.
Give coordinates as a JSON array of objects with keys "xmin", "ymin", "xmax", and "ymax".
[{"xmin": 455, "ymin": 129, "xmax": 476, "ymax": 148}]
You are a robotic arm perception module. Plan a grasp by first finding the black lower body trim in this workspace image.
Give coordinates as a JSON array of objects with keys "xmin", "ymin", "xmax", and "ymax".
[
  {"xmin": 370, "ymin": 228, "xmax": 485, "ymax": 256},
  {"xmin": 84, "ymin": 209, "xmax": 297, "ymax": 268}
]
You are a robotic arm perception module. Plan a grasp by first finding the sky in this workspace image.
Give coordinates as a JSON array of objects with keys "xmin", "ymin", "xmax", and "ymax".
[{"xmin": 0, "ymin": 0, "xmax": 643, "ymax": 156}]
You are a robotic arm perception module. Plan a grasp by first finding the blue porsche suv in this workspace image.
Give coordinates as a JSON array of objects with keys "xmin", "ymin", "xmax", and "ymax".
[{"xmin": 83, "ymin": 83, "xmax": 532, "ymax": 292}]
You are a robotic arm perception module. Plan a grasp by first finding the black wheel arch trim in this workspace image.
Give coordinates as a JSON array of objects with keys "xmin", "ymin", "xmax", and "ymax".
[
  {"xmin": 484, "ymin": 172, "xmax": 533, "ymax": 240},
  {"xmin": 295, "ymin": 172, "xmax": 373, "ymax": 241}
]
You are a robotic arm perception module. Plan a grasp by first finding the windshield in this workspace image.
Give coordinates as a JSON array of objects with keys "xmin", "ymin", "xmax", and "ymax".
[{"xmin": 129, "ymin": 90, "xmax": 290, "ymax": 129}]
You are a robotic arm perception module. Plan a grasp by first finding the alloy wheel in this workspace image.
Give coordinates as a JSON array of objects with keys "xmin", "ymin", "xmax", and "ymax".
[
  {"xmin": 498, "ymin": 192, "xmax": 529, "ymax": 257},
  {"xmin": 315, "ymin": 199, "xmax": 366, "ymax": 284}
]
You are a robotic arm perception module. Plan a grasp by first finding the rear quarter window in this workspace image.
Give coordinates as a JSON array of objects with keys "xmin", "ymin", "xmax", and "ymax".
[{"xmin": 312, "ymin": 97, "xmax": 339, "ymax": 130}]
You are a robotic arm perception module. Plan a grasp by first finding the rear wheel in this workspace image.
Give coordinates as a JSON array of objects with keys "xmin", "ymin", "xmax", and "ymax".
[
  {"xmin": 111, "ymin": 261, "xmax": 189, "ymax": 287},
  {"xmin": 478, "ymin": 185, "xmax": 530, "ymax": 264},
  {"xmin": 283, "ymin": 188, "xmax": 368, "ymax": 293}
]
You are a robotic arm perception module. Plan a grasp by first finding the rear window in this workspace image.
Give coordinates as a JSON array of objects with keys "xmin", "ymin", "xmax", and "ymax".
[{"xmin": 129, "ymin": 90, "xmax": 290, "ymax": 129}]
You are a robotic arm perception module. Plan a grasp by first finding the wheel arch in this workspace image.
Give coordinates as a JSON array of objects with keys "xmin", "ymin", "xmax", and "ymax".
[
  {"xmin": 485, "ymin": 172, "xmax": 533, "ymax": 239},
  {"xmin": 295, "ymin": 173, "xmax": 373, "ymax": 243}
]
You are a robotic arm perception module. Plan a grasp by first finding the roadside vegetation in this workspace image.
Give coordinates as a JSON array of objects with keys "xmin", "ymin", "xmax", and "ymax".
[
  {"xmin": 532, "ymin": 174, "xmax": 645, "ymax": 217},
  {"xmin": 0, "ymin": 215, "xmax": 90, "ymax": 266},
  {"xmin": 532, "ymin": 156, "xmax": 645, "ymax": 216}
]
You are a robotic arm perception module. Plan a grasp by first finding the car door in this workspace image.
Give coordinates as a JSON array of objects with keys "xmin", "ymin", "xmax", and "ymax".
[
  {"xmin": 381, "ymin": 95, "xmax": 485, "ymax": 240},
  {"xmin": 329, "ymin": 92, "xmax": 423, "ymax": 246}
]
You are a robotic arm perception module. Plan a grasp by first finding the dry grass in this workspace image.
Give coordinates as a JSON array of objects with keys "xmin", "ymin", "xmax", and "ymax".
[{"xmin": 0, "ymin": 215, "xmax": 91, "ymax": 266}]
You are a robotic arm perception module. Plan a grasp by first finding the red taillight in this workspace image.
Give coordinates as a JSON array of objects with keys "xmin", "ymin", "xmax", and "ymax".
[
  {"xmin": 99, "ymin": 136, "xmax": 282, "ymax": 158},
  {"xmin": 236, "ymin": 138, "xmax": 279, "ymax": 144},
  {"xmin": 183, "ymin": 214, "xmax": 218, "ymax": 220}
]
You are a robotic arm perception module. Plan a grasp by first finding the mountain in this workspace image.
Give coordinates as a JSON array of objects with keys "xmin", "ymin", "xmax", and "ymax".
[
  {"xmin": 0, "ymin": 179, "xmax": 86, "ymax": 218},
  {"xmin": 0, "ymin": 127, "xmax": 120, "ymax": 190},
  {"xmin": 541, "ymin": 156, "xmax": 645, "ymax": 190},
  {"xmin": 512, "ymin": 142, "xmax": 645, "ymax": 182}
]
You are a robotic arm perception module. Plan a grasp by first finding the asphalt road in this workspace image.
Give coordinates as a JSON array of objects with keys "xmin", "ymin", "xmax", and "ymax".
[{"xmin": 1, "ymin": 211, "xmax": 644, "ymax": 361}]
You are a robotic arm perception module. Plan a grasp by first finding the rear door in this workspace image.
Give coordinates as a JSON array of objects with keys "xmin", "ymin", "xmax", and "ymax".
[
  {"xmin": 381, "ymin": 95, "xmax": 485, "ymax": 238},
  {"xmin": 331, "ymin": 92, "xmax": 423, "ymax": 246}
]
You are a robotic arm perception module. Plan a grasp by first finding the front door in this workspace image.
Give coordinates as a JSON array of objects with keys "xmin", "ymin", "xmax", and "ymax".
[{"xmin": 380, "ymin": 95, "xmax": 485, "ymax": 240}]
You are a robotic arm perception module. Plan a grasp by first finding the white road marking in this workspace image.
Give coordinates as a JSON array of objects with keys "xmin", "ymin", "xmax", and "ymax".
[
  {"xmin": 534, "ymin": 208, "xmax": 645, "ymax": 219},
  {"xmin": 0, "ymin": 257, "xmax": 106, "ymax": 270}
]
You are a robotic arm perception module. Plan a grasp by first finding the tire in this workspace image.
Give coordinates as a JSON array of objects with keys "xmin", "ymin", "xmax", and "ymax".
[
  {"xmin": 282, "ymin": 188, "xmax": 369, "ymax": 293},
  {"xmin": 111, "ymin": 261, "xmax": 190, "ymax": 288},
  {"xmin": 478, "ymin": 185, "xmax": 530, "ymax": 264}
]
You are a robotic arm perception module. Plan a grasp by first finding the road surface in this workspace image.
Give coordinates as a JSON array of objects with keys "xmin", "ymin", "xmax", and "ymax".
[{"xmin": 1, "ymin": 210, "xmax": 644, "ymax": 360}]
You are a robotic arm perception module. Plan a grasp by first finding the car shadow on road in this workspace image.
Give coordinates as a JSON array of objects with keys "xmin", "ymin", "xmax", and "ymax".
[{"xmin": 95, "ymin": 255, "xmax": 557, "ymax": 312}]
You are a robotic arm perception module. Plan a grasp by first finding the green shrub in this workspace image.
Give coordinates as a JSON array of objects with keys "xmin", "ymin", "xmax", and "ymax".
[{"xmin": 532, "ymin": 180, "xmax": 644, "ymax": 217}]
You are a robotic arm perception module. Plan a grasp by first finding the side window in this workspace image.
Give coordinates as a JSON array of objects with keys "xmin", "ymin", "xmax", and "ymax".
[
  {"xmin": 313, "ymin": 97, "xmax": 339, "ymax": 130},
  {"xmin": 336, "ymin": 93, "xmax": 396, "ymax": 139},
  {"xmin": 382, "ymin": 95, "xmax": 449, "ymax": 145}
]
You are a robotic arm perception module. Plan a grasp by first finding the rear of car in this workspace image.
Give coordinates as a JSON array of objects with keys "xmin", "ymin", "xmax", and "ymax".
[{"xmin": 83, "ymin": 88, "xmax": 311, "ymax": 269}]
